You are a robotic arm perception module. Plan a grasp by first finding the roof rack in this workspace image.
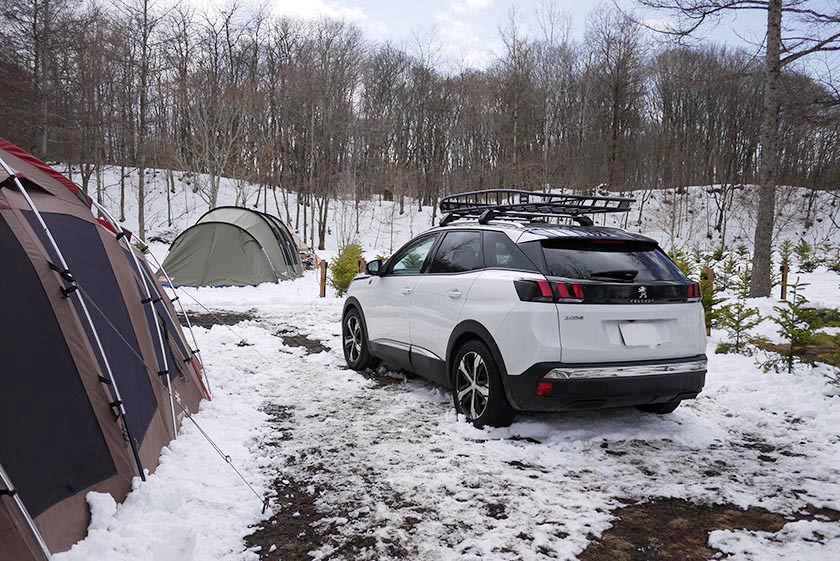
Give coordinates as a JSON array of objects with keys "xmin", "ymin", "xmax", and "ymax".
[{"xmin": 438, "ymin": 189, "xmax": 635, "ymax": 227}]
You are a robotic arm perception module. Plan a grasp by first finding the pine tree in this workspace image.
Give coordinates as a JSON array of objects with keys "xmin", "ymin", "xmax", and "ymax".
[
  {"xmin": 715, "ymin": 263, "xmax": 763, "ymax": 355},
  {"xmin": 764, "ymin": 279, "xmax": 819, "ymax": 373}
]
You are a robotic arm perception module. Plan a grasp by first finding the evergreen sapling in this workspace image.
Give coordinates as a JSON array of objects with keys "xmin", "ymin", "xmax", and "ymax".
[{"xmin": 764, "ymin": 279, "xmax": 819, "ymax": 373}]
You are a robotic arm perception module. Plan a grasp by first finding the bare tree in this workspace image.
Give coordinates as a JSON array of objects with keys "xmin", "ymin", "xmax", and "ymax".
[{"xmin": 635, "ymin": 0, "xmax": 840, "ymax": 295}]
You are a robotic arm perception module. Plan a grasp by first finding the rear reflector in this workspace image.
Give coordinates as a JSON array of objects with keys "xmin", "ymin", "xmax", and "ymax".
[{"xmin": 536, "ymin": 382, "xmax": 553, "ymax": 397}]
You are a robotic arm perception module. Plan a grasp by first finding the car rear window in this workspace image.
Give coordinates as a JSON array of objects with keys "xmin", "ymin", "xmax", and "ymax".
[
  {"xmin": 428, "ymin": 231, "xmax": 483, "ymax": 273},
  {"xmin": 538, "ymin": 239, "xmax": 685, "ymax": 282},
  {"xmin": 483, "ymin": 231, "xmax": 539, "ymax": 272}
]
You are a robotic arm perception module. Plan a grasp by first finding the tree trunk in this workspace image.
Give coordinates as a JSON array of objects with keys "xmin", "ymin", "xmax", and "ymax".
[
  {"xmin": 750, "ymin": 0, "xmax": 782, "ymax": 298},
  {"xmin": 138, "ymin": 166, "xmax": 146, "ymax": 238},
  {"xmin": 119, "ymin": 165, "xmax": 126, "ymax": 222},
  {"xmin": 166, "ymin": 169, "xmax": 173, "ymax": 227}
]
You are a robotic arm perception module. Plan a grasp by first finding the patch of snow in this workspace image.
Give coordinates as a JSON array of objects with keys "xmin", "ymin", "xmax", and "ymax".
[{"xmin": 710, "ymin": 520, "xmax": 840, "ymax": 561}]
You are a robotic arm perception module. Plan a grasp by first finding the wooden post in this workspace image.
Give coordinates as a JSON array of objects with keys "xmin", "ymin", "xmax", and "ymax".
[
  {"xmin": 780, "ymin": 263, "xmax": 789, "ymax": 300},
  {"xmin": 359, "ymin": 257, "xmax": 366, "ymax": 273},
  {"xmin": 319, "ymin": 260, "xmax": 327, "ymax": 298},
  {"xmin": 701, "ymin": 268, "xmax": 715, "ymax": 336}
]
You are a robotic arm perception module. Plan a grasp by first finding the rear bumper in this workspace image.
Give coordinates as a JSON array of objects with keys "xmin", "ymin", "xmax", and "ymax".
[{"xmin": 505, "ymin": 355, "xmax": 707, "ymax": 412}]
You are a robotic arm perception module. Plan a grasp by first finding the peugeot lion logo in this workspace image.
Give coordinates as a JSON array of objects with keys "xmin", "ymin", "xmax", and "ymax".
[{"xmin": 638, "ymin": 286, "xmax": 648, "ymax": 299}]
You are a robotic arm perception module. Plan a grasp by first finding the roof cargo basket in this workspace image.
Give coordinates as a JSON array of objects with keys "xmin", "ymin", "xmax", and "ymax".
[{"xmin": 438, "ymin": 189, "xmax": 634, "ymax": 227}]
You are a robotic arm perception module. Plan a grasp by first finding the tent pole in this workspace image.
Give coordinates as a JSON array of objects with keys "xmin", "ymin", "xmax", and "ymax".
[
  {"xmin": 91, "ymin": 200, "xmax": 178, "ymax": 439},
  {"xmin": 91, "ymin": 201, "xmax": 210, "ymax": 398},
  {"xmin": 129, "ymin": 234, "xmax": 210, "ymax": 396},
  {"xmin": 0, "ymin": 158, "xmax": 146, "ymax": 482},
  {"xmin": 0, "ymin": 461, "xmax": 52, "ymax": 559}
]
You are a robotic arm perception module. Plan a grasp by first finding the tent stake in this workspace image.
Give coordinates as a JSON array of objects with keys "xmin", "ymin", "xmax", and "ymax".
[
  {"xmin": 0, "ymin": 461, "xmax": 52, "ymax": 560},
  {"xmin": 0, "ymin": 157, "xmax": 146, "ymax": 482}
]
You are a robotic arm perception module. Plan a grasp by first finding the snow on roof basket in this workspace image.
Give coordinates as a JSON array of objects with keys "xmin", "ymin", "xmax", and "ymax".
[{"xmin": 438, "ymin": 189, "xmax": 634, "ymax": 227}]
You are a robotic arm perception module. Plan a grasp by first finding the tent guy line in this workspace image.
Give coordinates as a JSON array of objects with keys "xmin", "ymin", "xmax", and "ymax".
[
  {"xmin": 0, "ymin": 155, "xmax": 148, "ymax": 483},
  {"xmin": 72, "ymin": 280, "xmax": 272, "ymax": 513},
  {"xmin": 0, "ymin": 138, "xmax": 209, "ymax": 561},
  {"xmin": 92, "ymin": 200, "xmax": 178, "ymax": 440},
  {"xmin": 1, "ymin": 141, "xmax": 268, "ymax": 560},
  {"xmin": 133, "ymin": 240, "xmax": 211, "ymax": 394}
]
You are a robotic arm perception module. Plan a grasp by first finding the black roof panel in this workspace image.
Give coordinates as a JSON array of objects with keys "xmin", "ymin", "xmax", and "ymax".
[{"xmin": 520, "ymin": 224, "xmax": 656, "ymax": 243}]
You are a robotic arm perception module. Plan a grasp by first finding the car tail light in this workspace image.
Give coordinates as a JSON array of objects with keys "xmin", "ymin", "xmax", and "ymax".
[
  {"xmin": 514, "ymin": 279, "xmax": 555, "ymax": 302},
  {"xmin": 686, "ymin": 282, "xmax": 701, "ymax": 302},
  {"xmin": 515, "ymin": 279, "xmax": 586, "ymax": 303},
  {"xmin": 536, "ymin": 382, "xmax": 553, "ymax": 397},
  {"xmin": 555, "ymin": 281, "xmax": 584, "ymax": 303}
]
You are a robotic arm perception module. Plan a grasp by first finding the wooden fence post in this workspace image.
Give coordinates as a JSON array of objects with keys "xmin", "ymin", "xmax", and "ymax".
[
  {"xmin": 701, "ymin": 267, "xmax": 715, "ymax": 337},
  {"xmin": 780, "ymin": 263, "xmax": 789, "ymax": 300},
  {"xmin": 319, "ymin": 260, "xmax": 327, "ymax": 298},
  {"xmin": 359, "ymin": 257, "xmax": 366, "ymax": 273}
]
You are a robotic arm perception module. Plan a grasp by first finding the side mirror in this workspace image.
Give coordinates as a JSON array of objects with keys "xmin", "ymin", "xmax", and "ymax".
[{"xmin": 365, "ymin": 259, "xmax": 383, "ymax": 276}]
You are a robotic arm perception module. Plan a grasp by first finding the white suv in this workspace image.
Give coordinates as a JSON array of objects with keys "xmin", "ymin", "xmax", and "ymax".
[{"xmin": 342, "ymin": 190, "xmax": 707, "ymax": 427}]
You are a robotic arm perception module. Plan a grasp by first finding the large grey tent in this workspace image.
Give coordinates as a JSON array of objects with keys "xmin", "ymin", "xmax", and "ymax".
[{"xmin": 160, "ymin": 207, "xmax": 303, "ymax": 287}]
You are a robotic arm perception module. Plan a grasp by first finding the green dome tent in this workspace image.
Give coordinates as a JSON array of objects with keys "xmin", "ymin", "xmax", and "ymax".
[{"xmin": 160, "ymin": 207, "xmax": 303, "ymax": 287}]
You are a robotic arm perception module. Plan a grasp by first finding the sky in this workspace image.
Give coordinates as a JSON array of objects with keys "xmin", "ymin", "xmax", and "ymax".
[{"xmin": 264, "ymin": 0, "xmax": 771, "ymax": 69}]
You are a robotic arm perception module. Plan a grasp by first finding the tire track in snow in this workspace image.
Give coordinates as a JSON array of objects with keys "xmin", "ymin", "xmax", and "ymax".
[{"xmin": 221, "ymin": 302, "xmax": 840, "ymax": 561}]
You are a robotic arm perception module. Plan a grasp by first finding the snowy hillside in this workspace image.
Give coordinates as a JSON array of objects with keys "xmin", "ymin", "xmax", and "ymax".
[
  {"xmin": 49, "ymin": 165, "xmax": 840, "ymax": 561},
  {"xmin": 78, "ymin": 166, "xmax": 840, "ymax": 268}
]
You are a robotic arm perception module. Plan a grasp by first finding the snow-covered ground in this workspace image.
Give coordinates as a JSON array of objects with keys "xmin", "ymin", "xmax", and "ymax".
[
  {"xmin": 51, "ymin": 167, "xmax": 840, "ymax": 560},
  {"xmin": 53, "ymin": 269, "xmax": 840, "ymax": 561}
]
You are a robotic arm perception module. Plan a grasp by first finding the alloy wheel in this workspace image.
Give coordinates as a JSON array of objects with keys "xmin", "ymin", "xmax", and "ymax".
[
  {"xmin": 456, "ymin": 351, "xmax": 490, "ymax": 420},
  {"xmin": 344, "ymin": 315, "xmax": 362, "ymax": 363}
]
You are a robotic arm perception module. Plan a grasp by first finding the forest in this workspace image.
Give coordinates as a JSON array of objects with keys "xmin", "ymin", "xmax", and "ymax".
[{"xmin": 1, "ymin": 0, "xmax": 839, "ymax": 249}]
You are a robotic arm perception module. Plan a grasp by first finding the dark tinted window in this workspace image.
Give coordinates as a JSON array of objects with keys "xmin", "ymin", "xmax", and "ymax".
[
  {"xmin": 484, "ymin": 231, "xmax": 538, "ymax": 271},
  {"xmin": 539, "ymin": 239, "xmax": 685, "ymax": 282},
  {"xmin": 428, "ymin": 231, "xmax": 483, "ymax": 273},
  {"xmin": 390, "ymin": 234, "xmax": 439, "ymax": 275}
]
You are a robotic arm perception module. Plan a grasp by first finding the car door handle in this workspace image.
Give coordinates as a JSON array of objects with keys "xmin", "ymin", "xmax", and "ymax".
[
  {"xmin": 401, "ymin": 287, "xmax": 412, "ymax": 295},
  {"xmin": 446, "ymin": 289, "xmax": 462, "ymax": 299}
]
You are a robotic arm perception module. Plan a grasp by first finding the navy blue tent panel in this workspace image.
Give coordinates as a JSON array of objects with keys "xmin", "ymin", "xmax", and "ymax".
[
  {"xmin": 0, "ymin": 218, "xmax": 116, "ymax": 517},
  {"xmin": 25, "ymin": 212, "xmax": 158, "ymax": 444}
]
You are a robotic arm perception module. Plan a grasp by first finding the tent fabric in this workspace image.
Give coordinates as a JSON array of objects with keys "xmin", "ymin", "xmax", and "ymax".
[
  {"xmin": 0, "ymin": 138, "xmax": 207, "ymax": 560},
  {"xmin": 0, "ymin": 138, "xmax": 89, "ymax": 206},
  {"xmin": 262, "ymin": 213, "xmax": 305, "ymax": 277},
  {"xmin": 160, "ymin": 207, "xmax": 303, "ymax": 287}
]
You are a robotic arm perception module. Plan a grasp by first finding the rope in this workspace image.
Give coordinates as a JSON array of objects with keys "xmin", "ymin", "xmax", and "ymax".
[
  {"xmin": 75, "ymin": 284, "xmax": 271, "ymax": 511},
  {"xmin": 135, "ymin": 247, "xmax": 211, "ymax": 394}
]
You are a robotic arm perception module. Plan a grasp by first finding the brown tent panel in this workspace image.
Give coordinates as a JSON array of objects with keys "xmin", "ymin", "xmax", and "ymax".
[{"xmin": 0, "ymin": 138, "xmax": 208, "ymax": 559}]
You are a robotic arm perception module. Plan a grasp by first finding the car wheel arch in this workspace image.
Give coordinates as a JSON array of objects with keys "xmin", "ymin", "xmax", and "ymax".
[
  {"xmin": 446, "ymin": 321, "xmax": 521, "ymax": 410},
  {"xmin": 343, "ymin": 297, "xmax": 370, "ymax": 336},
  {"xmin": 446, "ymin": 320, "xmax": 508, "ymax": 379}
]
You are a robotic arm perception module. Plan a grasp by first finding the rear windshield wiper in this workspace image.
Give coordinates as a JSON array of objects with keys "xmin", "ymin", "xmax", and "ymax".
[{"xmin": 589, "ymin": 269, "xmax": 639, "ymax": 282}]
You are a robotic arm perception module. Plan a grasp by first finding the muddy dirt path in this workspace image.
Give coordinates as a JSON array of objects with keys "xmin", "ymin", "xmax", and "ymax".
[{"xmin": 184, "ymin": 306, "xmax": 840, "ymax": 561}]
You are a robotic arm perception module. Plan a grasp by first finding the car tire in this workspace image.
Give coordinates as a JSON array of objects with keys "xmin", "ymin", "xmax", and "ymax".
[
  {"xmin": 451, "ymin": 340, "xmax": 516, "ymax": 428},
  {"xmin": 637, "ymin": 400, "xmax": 681, "ymax": 414},
  {"xmin": 342, "ymin": 308, "xmax": 376, "ymax": 370}
]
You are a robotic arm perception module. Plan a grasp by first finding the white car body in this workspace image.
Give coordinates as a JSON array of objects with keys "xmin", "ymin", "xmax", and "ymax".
[{"xmin": 344, "ymin": 221, "xmax": 707, "ymax": 415}]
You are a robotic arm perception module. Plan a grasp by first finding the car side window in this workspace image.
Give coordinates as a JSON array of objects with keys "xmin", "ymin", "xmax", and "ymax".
[
  {"xmin": 483, "ymin": 231, "xmax": 539, "ymax": 272},
  {"xmin": 389, "ymin": 235, "xmax": 439, "ymax": 275},
  {"xmin": 427, "ymin": 231, "xmax": 484, "ymax": 274}
]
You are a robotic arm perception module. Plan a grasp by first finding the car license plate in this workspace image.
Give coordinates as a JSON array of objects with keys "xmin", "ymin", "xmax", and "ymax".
[{"xmin": 619, "ymin": 322, "xmax": 661, "ymax": 347}]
